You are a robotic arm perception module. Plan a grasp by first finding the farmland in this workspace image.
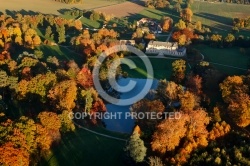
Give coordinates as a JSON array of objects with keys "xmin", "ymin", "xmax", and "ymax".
[
  {"xmin": 191, "ymin": 1, "xmax": 250, "ymax": 28},
  {"xmin": 95, "ymin": 1, "xmax": 145, "ymax": 17},
  {"xmin": 0, "ymin": 0, "xmax": 124, "ymax": 15},
  {"xmin": 193, "ymin": 44, "xmax": 249, "ymax": 75}
]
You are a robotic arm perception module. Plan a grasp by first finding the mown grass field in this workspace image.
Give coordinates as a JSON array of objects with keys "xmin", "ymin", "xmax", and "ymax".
[
  {"xmin": 36, "ymin": 45, "xmax": 83, "ymax": 63},
  {"xmin": 0, "ymin": 0, "xmax": 124, "ymax": 15},
  {"xmin": 122, "ymin": 57, "xmax": 181, "ymax": 79},
  {"xmin": 41, "ymin": 127, "xmax": 129, "ymax": 166},
  {"xmin": 191, "ymin": 1, "xmax": 250, "ymax": 27},
  {"xmin": 193, "ymin": 44, "xmax": 249, "ymax": 75}
]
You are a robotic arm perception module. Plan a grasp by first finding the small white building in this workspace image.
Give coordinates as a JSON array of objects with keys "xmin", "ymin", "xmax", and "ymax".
[{"xmin": 146, "ymin": 41, "xmax": 186, "ymax": 57}]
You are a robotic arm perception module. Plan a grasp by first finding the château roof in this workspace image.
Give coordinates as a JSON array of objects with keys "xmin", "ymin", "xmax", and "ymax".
[{"xmin": 148, "ymin": 41, "xmax": 178, "ymax": 47}]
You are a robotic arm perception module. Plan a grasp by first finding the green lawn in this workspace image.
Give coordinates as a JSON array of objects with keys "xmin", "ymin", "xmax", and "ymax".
[
  {"xmin": 61, "ymin": 14, "xmax": 101, "ymax": 28},
  {"xmin": 41, "ymin": 127, "xmax": 129, "ymax": 166},
  {"xmin": 36, "ymin": 45, "xmax": 83, "ymax": 64},
  {"xmin": 134, "ymin": 8, "xmax": 180, "ymax": 23},
  {"xmin": 193, "ymin": 44, "xmax": 249, "ymax": 75},
  {"xmin": 80, "ymin": 17, "xmax": 101, "ymax": 28},
  {"xmin": 122, "ymin": 57, "xmax": 181, "ymax": 80}
]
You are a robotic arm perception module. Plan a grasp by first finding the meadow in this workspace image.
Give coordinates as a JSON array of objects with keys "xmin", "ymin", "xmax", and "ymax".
[
  {"xmin": 40, "ymin": 127, "xmax": 129, "ymax": 166},
  {"xmin": 193, "ymin": 44, "xmax": 249, "ymax": 75},
  {"xmin": 0, "ymin": 0, "xmax": 124, "ymax": 15},
  {"xmin": 122, "ymin": 57, "xmax": 178, "ymax": 79},
  {"xmin": 191, "ymin": 1, "xmax": 250, "ymax": 29}
]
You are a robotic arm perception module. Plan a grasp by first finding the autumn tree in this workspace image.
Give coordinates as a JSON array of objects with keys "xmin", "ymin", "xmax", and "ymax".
[
  {"xmin": 161, "ymin": 16, "xmax": 173, "ymax": 32},
  {"xmin": 180, "ymin": 8, "xmax": 193, "ymax": 22},
  {"xmin": 224, "ymin": 33, "xmax": 235, "ymax": 47},
  {"xmin": 16, "ymin": 72, "xmax": 57, "ymax": 102},
  {"xmin": 66, "ymin": 60, "xmax": 80, "ymax": 79},
  {"xmin": 219, "ymin": 75, "xmax": 250, "ymax": 127},
  {"xmin": 90, "ymin": 11, "xmax": 100, "ymax": 21},
  {"xmin": 179, "ymin": 91, "xmax": 199, "ymax": 111},
  {"xmin": 0, "ymin": 142, "xmax": 29, "ymax": 166},
  {"xmin": 156, "ymin": 79, "xmax": 184, "ymax": 106},
  {"xmin": 144, "ymin": 33, "xmax": 156, "ymax": 41},
  {"xmin": 151, "ymin": 109, "xmax": 210, "ymax": 164},
  {"xmin": 186, "ymin": 73, "xmax": 202, "ymax": 95},
  {"xmin": 35, "ymin": 124, "xmax": 52, "ymax": 154},
  {"xmin": 219, "ymin": 76, "xmax": 246, "ymax": 103},
  {"xmin": 47, "ymin": 56, "xmax": 59, "ymax": 67},
  {"xmin": 10, "ymin": 116, "xmax": 37, "ymax": 153},
  {"xmin": 151, "ymin": 113, "xmax": 189, "ymax": 154},
  {"xmin": 210, "ymin": 34, "xmax": 223, "ymax": 46},
  {"xmin": 48, "ymin": 80, "xmax": 77, "ymax": 111},
  {"xmin": 15, "ymin": 36, "xmax": 23, "ymax": 45},
  {"xmin": 148, "ymin": 156, "xmax": 164, "ymax": 166},
  {"xmin": 172, "ymin": 59, "xmax": 186, "ymax": 83},
  {"xmin": 56, "ymin": 25, "xmax": 66, "ymax": 44},
  {"xmin": 76, "ymin": 66, "xmax": 93, "ymax": 89},
  {"xmin": 79, "ymin": 88, "xmax": 94, "ymax": 113},
  {"xmin": 45, "ymin": 26, "xmax": 53, "ymax": 39},
  {"xmin": 24, "ymin": 28, "xmax": 41, "ymax": 48},
  {"xmin": 195, "ymin": 21, "xmax": 202, "ymax": 31},
  {"xmin": 0, "ymin": 70, "xmax": 10, "ymax": 88},
  {"xmin": 132, "ymin": 28, "xmax": 143, "ymax": 42},
  {"xmin": 174, "ymin": 2, "xmax": 181, "ymax": 12},
  {"xmin": 130, "ymin": 99, "xmax": 165, "ymax": 135},
  {"xmin": 175, "ymin": 19, "xmax": 186, "ymax": 30},
  {"xmin": 178, "ymin": 34, "xmax": 186, "ymax": 46},
  {"xmin": 78, "ymin": 87, "xmax": 106, "ymax": 124},
  {"xmin": 38, "ymin": 111, "xmax": 61, "ymax": 143},
  {"xmin": 208, "ymin": 121, "xmax": 231, "ymax": 140},
  {"xmin": 32, "ymin": 36, "xmax": 41, "ymax": 46},
  {"xmin": 59, "ymin": 110, "xmax": 75, "ymax": 133},
  {"xmin": 227, "ymin": 93, "xmax": 250, "ymax": 127},
  {"xmin": 74, "ymin": 20, "xmax": 82, "ymax": 31},
  {"xmin": 145, "ymin": 0, "xmax": 170, "ymax": 8}
]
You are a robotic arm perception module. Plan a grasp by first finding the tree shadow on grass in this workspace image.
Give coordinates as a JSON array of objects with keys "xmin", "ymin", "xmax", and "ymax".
[
  {"xmin": 194, "ymin": 12, "xmax": 233, "ymax": 26},
  {"xmin": 5, "ymin": 9, "xmax": 41, "ymax": 17},
  {"xmin": 57, "ymin": 7, "xmax": 86, "ymax": 15}
]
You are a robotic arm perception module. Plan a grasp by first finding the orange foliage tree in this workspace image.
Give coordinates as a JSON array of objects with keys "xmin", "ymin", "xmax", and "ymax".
[
  {"xmin": 48, "ymin": 80, "xmax": 77, "ymax": 111},
  {"xmin": 38, "ymin": 111, "xmax": 61, "ymax": 143},
  {"xmin": 0, "ymin": 142, "xmax": 29, "ymax": 166},
  {"xmin": 219, "ymin": 75, "xmax": 250, "ymax": 127},
  {"xmin": 130, "ymin": 99, "xmax": 165, "ymax": 134}
]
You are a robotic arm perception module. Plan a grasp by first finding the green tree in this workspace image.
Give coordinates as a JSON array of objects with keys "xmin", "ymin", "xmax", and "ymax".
[
  {"xmin": 59, "ymin": 110, "xmax": 75, "ymax": 133},
  {"xmin": 45, "ymin": 26, "xmax": 52, "ymax": 39},
  {"xmin": 125, "ymin": 132, "xmax": 147, "ymax": 163},
  {"xmin": 57, "ymin": 25, "xmax": 66, "ymax": 44}
]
